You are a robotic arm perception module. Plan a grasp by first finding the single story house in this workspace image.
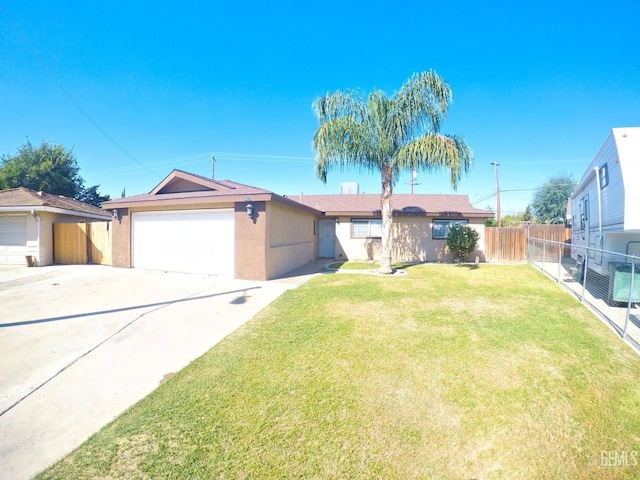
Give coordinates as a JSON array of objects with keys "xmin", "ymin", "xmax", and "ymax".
[
  {"xmin": 0, "ymin": 187, "xmax": 112, "ymax": 266},
  {"xmin": 293, "ymin": 193, "xmax": 491, "ymax": 263},
  {"xmin": 102, "ymin": 170, "xmax": 322, "ymax": 281},
  {"xmin": 103, "ymin": 169, "xmax": 492, "ymax": 280}
]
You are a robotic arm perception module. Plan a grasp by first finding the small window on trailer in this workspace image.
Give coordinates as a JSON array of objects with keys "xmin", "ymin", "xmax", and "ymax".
[{"xmin": 599, "ymin": 163, "xmax": 609, "ymax": 188}]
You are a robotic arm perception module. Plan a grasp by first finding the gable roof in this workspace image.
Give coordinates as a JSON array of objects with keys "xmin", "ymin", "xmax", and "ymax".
[
  {"xmin": 103, "ymin": 169, "xmax": 275, "ymax": 206},
  {"xmin": 150, "ymin": 169, "xmax": 239, "ymax": 194},
  {"xmin": 293, "ymin": 194, "xmax": 492, "ymax": 218},
  {"xmin": 0, "ymin": 187, "xmax": 111, "ymax": 219},
  {"xmin": 102, "ymin": 169, "xmax": 323, "ymax": 215}
]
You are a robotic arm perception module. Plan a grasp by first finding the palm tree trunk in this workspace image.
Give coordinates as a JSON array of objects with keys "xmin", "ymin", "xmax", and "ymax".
[{"xmin": 379, "ymin": 164, "xmax": 393, "ymax": 274}]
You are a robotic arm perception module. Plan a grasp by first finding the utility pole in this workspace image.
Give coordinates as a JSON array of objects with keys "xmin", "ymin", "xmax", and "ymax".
[
  {"xmin": 211, "ymin": 154, "xmax": 216, "ymax": 180},
  {"xmin": 490, "ymin": 162, "xmax": 501, "ymax": 227},
  {"xmin": 405, "ymin": 170, "xmax": 420, "ymax": 194}
]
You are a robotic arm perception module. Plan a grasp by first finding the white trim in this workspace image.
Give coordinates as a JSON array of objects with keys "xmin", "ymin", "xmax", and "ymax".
[{"xmin": 0, "ymin": 206, "xmax": 110, "ymax": 220}]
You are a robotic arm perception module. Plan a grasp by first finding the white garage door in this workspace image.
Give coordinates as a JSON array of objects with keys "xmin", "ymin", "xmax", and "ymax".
[
  {"xmin": 0, "ymin": 215, "xmax": 28, "ymax": 265},
  {"xmin": 132, "ymin": 209, "xmax": 234, "ymax": 276}
]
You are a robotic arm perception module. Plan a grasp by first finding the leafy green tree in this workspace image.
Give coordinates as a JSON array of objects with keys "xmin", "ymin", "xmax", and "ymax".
[
  {"xmin": 531, "ymin": 175, "xmax": 575, "ymax": 224},
  {"xmin": 77, "ymin": 185, "xmax": 111, "ymax": 206},
  {"xmin": 312, "ymin": 71, "xmax": 472, "ymax": 273},
  {"xmin": 500, "ymin": 212, "xmax": 525, "ymax": 227},
  {"xmin": 484, "ymin": 205, "xmax": 497, "ymax": 227},
  {"xmin": 0, "ymin": 140, "xmax": 110, "ymax": 206},
  {"xmin": 523, "ymin": 205, "xmax": 534, "ymax": 222},
  {"xmin": 446, "ymin": 224, "xmax": 480, "ymax": 262}
]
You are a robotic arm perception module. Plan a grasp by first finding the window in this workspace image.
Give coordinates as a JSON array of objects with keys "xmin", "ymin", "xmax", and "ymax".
[
  {"xmin": 433, "ymin": 219, "xmax": 469, "ymax": 239},
  {"xmin": 599, "ymin": 163, "xmax": 609, "ymax": 189},
  {"xmin": 352, "ymin": 218, "xmax": 382, "ymax": 238}
]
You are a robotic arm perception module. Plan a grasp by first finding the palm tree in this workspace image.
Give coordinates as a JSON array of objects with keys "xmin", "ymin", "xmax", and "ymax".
[{"xmin": 311, "ymin": 71, "xmax": 473, "ymax": 274}]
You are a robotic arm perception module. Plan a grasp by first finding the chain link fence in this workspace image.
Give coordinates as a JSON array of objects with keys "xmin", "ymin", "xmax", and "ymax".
[{"xmin": 528, "ymin": 237, "xmax": 640, "ymax": 353}]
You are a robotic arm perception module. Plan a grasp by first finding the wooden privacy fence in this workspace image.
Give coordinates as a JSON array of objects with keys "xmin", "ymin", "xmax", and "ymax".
[
  {"xmin": 485, "ymin": 227, "xmax": 527, "ymax": 262},
  {"xmin": 53, "ymin": 222, "xmax": 112, "ymax": 265},
  {"xmin": 485, "ymin": 225, "xmax": 571, "ymax": 262}
]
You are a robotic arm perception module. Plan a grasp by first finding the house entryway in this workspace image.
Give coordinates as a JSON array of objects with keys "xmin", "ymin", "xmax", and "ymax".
[{"xmin": 318, "ymin": 219, "xmax": 335, "ymax": 258}]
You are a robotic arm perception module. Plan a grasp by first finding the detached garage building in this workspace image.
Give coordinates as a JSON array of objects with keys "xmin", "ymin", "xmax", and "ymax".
[
  {"xmin": 0, "ymin": 188, "xmax": 111, "ymax": 266},
  {"xmin": 102, "ymin": 170, "xmax": 321, "ymax": 281}
]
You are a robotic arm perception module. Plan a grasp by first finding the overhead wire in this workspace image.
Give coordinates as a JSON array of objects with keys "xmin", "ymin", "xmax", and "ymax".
[
  {"xmin": 85, "ymin": 151, "xmax": 315, "ymax": 178},
  {"xmin": 0, "ymin": 1, "xmax": 160, "ymax": 178}
]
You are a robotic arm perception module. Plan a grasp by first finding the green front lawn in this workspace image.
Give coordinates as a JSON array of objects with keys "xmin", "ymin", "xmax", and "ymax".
[
  {"xmin": 38, "ymin": 265, "xmax": 640, "ymax": 479},
  {"xmin": 327, "ymin": 260, "xmax": 380, "ymax": 270}
]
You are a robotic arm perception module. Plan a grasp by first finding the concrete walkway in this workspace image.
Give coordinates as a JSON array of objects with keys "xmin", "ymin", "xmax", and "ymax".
[{"xmin": 0, "ymin": 263, "xmax": 324, "ymax": 480}]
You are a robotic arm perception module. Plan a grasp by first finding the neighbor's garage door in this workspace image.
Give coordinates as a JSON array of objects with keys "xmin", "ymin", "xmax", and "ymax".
[
  {"xmin": 132, "ymin": 209, "xmax": 234, "ymax": 276},
  {"xmin": 0, "ymin": 215, "xmax": 28, "ymax": 265}
]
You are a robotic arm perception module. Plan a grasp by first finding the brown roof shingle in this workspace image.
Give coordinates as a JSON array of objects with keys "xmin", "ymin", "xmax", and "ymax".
[
  {"xmin": 293, "ymin": 194, "xmax": 492, "ymax": 217},
  {"xmin": 0, "ymin": 187, "xmax": 111, "ymax": 218}
]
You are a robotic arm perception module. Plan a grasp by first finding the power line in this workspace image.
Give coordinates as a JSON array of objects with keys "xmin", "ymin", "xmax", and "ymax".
[
  {"xmin": 84, "ymin": 151, "xmax": 315, "ymax": 177},
  {"xmin": 0, "ymin": 1, "xmax": 160, "ymax": 178},
  {"xmin": 470, "ymin": 183, "xmax": 578, "ymax": 205}
]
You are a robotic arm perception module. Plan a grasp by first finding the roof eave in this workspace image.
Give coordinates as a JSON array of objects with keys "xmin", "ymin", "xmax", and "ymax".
[
  {"xmin": 0, "ymin": 205, "xmax": 110, "ymax": 219},
  {"xmin": 103, "ymin": 192, "xmax": 275, "ymax": 209},
  {"xmin": 322, "ymin": 210, "xmax": 493, "ymax": 217}
]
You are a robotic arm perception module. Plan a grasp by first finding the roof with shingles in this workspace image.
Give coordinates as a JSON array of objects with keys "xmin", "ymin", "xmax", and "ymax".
[
  {"xmin": 103, "ymin": 169, "xmax": 274, "ymax": 206},
  {"xmin": 102, "ymin": 169, "xmax": 491, "ymax": 218},
  {"xmin": 0, "ymin": 187, "xmax": 111, "ymax": 218},
  {"xmin": 292, "ymin": 193, "xmax": 492, "ymax": 217},
  {"xmin": 102, "ymin": 170, "xmax": 323, "ymax": 215}
]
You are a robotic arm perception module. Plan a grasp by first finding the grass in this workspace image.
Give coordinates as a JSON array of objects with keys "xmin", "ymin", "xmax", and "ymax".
[
  {"xmin": 327, "ymin": 260, "xmax": 412, "ymax": 271},
  {"xmin": 38, "ymin": 264, "xmax": 640, "ymax": 479},
  {"xmin": 327, "ymin": 260, "xmax": 380, "ymax": 270}
]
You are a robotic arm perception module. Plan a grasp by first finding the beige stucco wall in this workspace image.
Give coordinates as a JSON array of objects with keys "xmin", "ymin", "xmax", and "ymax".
[
  {"xmin": 263, "ymin": 201, "xmax": 317, "ymax": 280},
  {"xmin": 110, "ymin": 208, "xmax": 131, "ymax": 268},
  {"xmin": 111, "ymin": 200, "xmax": 317, "ymax": 281},
  {"xmin": 31, "ymin": 211, "xmax": 53, "ymax": 266},
  {"xmin": 235, "ymin": 201, "xmax": 267, "ymax": 280},
  {"xmin": 334, "ymin": 215, "xmax": 486, "ymax": 263}
]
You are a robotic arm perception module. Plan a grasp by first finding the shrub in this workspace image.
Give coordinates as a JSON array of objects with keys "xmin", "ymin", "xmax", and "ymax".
[{"xmin": 445, "ymin": 224, "xmax": 480, "ymax": 263}]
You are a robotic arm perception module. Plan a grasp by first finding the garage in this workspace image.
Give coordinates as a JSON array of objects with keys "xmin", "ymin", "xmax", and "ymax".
[
  {"xmin": 0, "ymin": 215, "xmax": 27, "ymax": 265},
  {"xmin": 132, "ymin": 209, "xmax": 234, "ymax": 276}
]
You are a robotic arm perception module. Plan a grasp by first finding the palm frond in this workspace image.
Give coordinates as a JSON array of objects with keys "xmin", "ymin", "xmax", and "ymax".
[
  {"xmin": 393, "ymin": 133, "xmax": 473, "ymax": 189},
  {"xmin": 311, "ymin": 90, "xmax": 366, "ymax": 124},
  {"xmin": 312, "ymin": 117, "xmax": 379, "ymax": 183},
  {"xmin": 392, "ymin": 71, "xmax": 452, "ymax": 140}
]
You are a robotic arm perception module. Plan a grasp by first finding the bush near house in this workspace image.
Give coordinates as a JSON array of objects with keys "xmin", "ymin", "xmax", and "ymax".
[{"xmin": 446, "ymin": 223, "xmax": 480, "ymax": 262}]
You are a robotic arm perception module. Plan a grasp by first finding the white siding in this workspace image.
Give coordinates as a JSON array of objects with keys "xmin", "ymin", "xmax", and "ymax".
[
  {"xmin": 571, "ymin": 127, "xmax": 640, "ymax": 274},
  {"xmin": 618, "ymin": 129, "xmax": 640, "ymax": 230}
]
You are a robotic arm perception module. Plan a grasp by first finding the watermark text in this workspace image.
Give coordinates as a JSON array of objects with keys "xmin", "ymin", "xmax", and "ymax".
[{"xmin": 601, "ymin": 450, "xmax": 638, "ymax": 468}]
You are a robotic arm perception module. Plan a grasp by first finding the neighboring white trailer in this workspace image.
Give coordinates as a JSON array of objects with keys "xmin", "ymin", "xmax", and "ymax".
[{"xmin": 570, "ymin": 127, "xmax": 640, "ymax": 303}]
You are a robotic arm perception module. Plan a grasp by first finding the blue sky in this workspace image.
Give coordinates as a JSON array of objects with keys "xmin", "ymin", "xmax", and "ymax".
[{"xmin": 1, "ymin": 0, "xmax": 638, "ymax": 215}]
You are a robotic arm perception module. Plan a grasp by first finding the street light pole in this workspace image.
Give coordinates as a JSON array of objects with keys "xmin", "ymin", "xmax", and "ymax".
[{"xmin": 490, "ymin": 162, "xmax": 501, "ymax": 227}]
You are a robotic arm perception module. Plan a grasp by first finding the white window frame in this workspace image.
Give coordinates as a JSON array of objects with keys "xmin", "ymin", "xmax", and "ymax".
[
  {"xmin": 352, "ymin": 218, "xmax": 382, "ymax": 238},
  {"xmin": 433, "ymin": 219, "xmax": 469, "ymax": 239}
]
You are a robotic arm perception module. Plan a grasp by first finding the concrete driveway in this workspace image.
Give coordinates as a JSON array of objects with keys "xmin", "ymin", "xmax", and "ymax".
[{"xmin": 0, "ymin": 264, "xmax": 320, "ymax": 479}]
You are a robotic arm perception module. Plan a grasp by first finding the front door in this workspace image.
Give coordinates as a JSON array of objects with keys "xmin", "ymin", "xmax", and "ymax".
[{"xmin": 318, "ymin": 219, "xmax": 335, "ymax": 258}]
